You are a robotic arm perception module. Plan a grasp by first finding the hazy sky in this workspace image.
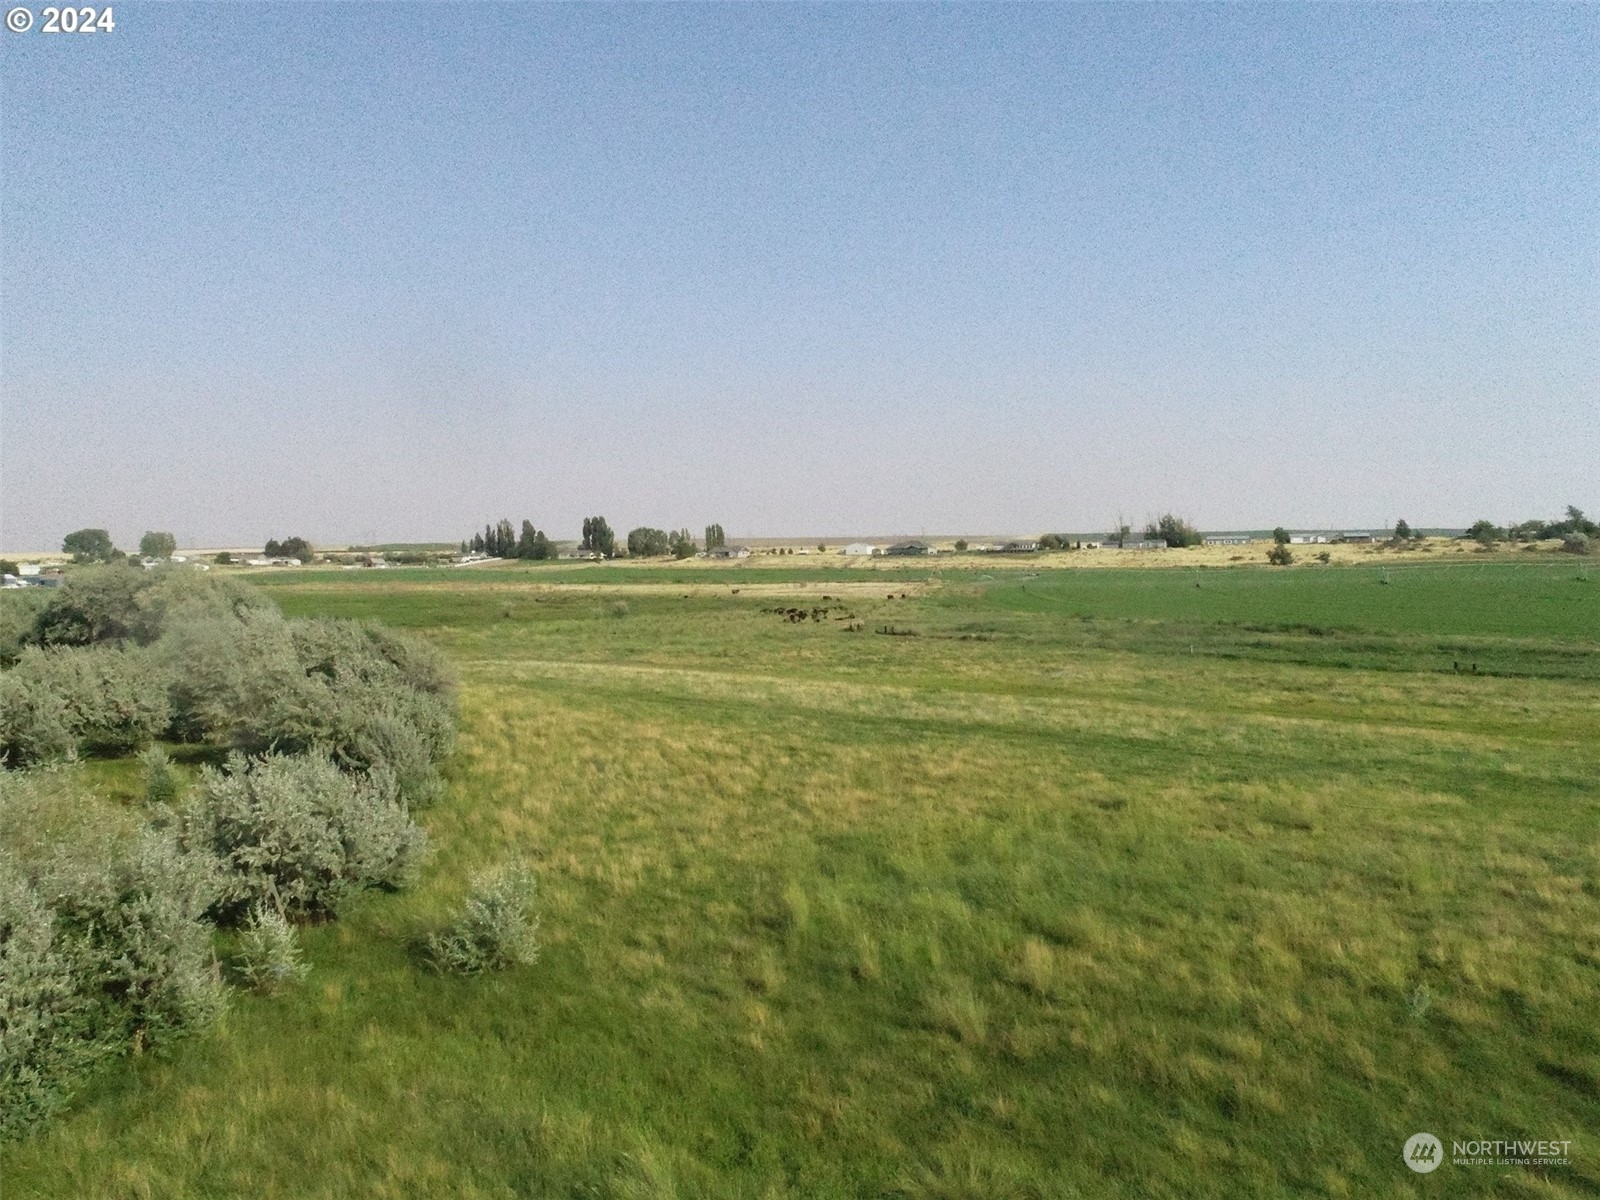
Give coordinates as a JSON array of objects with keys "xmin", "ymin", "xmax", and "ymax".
[{"xmin": 2, "ymin": 3, "xmax": 1595, "ymax": 550}]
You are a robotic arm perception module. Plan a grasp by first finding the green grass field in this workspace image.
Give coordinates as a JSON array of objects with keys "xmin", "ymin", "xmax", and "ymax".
[{"xmin": 5, "ymin": 561, "xmax": 1598, "ymax": 1197}]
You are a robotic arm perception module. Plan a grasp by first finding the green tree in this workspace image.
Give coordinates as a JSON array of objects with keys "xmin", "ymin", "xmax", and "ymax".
[
  {"xmin": 516, "ymin": 521, "xmax": 553, "ymax": 560},
  {"xmin": 627, "ymin": 527, "xmax": 670, "ymax": 557},
  {"xmin": 214, "ymin": 551, "xmax": 233, "ymax": 565},
  {"xmin": 704, "ymin": 524, "xmax": 726, "ymax": 552},
  {"xmin": 1392, "ymin": 520, "xmax": 1413, "ymax": 542},
  {"xmin": 1464, "ymin": 520, "xmax": 1503, "ymax": 548},
  {"xmin": 1267, "ymin": 544, "xmax": 1294, "ymax": 566},
  {"xmin": 62, "ymin": 529, "xmax": 115, "ymax": 563},
  {"xmin": 1272, "ymin": 527, "xmax": 1291, "ymax": 545},
  {"xmin": 264, "ymin": 537, "xmax": 312, "ymax": 562},
  {"xmin": 139, "ymin": 532, "xmax": 177, "ymax": 559},
  {"xmin": 1145, "ymin": 514, "xmax": 1202, "ymax": 548},
  {"xmin": 954, "ymin": 540, "xmax": 968, "ymax": 552},
  {"xmin": 669, "ymin": 529, "xmax": 696, "ymax": 560},
  {"xmin": 580, "ymin": 517, "xmax": 615, "ymax": 557}
]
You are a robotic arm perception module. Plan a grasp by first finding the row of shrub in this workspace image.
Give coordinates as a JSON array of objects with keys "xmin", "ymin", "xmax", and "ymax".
[
  {"xmin": 0, "ymin": 569, "xmax": 533, "ymax": 1142},
  {"xmin": 0, "ymin": 770, "xmax": 223, "ymax": 1140},
  {"xmin": 0, "ymin": 568, "xmax": 455, "ymax": 810},
  {"xmin": 1, "ymin": 755, "xmax": 537, "ymax": 1139}
]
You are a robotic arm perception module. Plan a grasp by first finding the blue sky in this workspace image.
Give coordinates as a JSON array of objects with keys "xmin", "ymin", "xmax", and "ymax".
[{"xmin": 2, "ymin": 3, "xmax": 1594, "ymax": 550}]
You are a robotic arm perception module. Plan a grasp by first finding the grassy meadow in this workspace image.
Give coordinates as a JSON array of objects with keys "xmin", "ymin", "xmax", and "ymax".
[{"xmin": 4, "ymin": 558, "xmax": 1598, "ymax": 1197}]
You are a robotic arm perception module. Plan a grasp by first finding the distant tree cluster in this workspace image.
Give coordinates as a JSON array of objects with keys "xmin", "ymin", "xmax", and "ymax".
[
  {"xmin": 139, "ymin": 531, "xmax": 177, "ymax": 559},
  {"xmin": 1501, "ymin": 506, "xmax": 1595, "ymax": 553},
  {"xmin": 1144, "ymin": 514, "xmax": 1202, "ymax": 548},
  {"xmin": 627, "ymin": 526, "xmax": 698, "ymax": 558},
  {"xmin": 517, "ymin": 520, "xmax": 553, "ymax": 560},
  {"xmin": 704, "ymin": 524, "xmax": 726, "ymax": 552},
  {"xmin": 580, "ymin": 517, "xmax": 615, "ymax": 557},
  {"xmin": 460, "ymin": 515, "xmax": 708, "ymax": 561},
  {"xmin": 465, "ymin": 519, "xmax": 554, "ymax": 560},
  {"xmin": 627, "ymin": 527, "xmax": 671, "ymax": 557},
  {"xmin": 62, "ymin": 528, "xmax": 118, "ymax": 564},
  {"xmin": 263, "ymin": 537, "xmax": 312, "ymax": 562},
  {"xmin": 1457, "ymin": 507, "xmax": 1595, "ymax": 551}
]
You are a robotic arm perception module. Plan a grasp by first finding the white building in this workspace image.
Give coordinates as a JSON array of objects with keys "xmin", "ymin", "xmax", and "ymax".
[{"xmin": 841, "ymin": 543, "xmax": 880, "ymax": 556}]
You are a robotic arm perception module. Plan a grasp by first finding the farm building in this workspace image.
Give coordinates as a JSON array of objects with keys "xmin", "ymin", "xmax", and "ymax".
[
  {"xmin": 1203, "ymin": 535, "xmax": 1252, "ymax": 546},
  {"xmin": 1335, "ymin": 532, "xmax": 1375, "ymax": 544},
  {"xmin": 1289, "ymin": 535, "xmax": 1329, "ymax": 545},
  {"xmin": 885, "ymin": 540, "xmax": 930, "ymax": 556},
  {"xmin": 709, "ymin": 545, "xmax": 751, "ymax": 559},
  {"xmin": 997, "ymin": 539, "xmax": 1039, "ymax": 553},
  {"xmin": 1109, "ymin": 540, "xmax": 1166, "ymax": 551},
  {"xmin": 841, "ymin": 543, "xmax": 880, "ymax": 556}
]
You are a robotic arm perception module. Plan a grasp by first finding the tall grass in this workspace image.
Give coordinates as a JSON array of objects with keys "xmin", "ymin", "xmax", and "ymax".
[{"xmin": 4, "ymin": 561, "xmax": 1596, "ymax": 1197}]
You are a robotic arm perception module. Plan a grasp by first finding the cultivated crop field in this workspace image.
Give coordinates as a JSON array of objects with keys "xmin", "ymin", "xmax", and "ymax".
[{"xmin": 5, "ymin": 560, "xmax": 1598, "ymax": 1198}]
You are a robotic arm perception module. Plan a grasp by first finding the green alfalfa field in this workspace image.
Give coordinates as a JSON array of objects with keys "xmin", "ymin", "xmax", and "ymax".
[{"xmin": 4, "ymin": 558, "xmax": 1598, "ymax": 1198}]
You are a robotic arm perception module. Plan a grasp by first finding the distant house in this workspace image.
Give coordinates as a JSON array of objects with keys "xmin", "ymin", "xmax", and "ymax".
[
  {"xmin": 1335, "ymin": 532, "xmax": 1375, "ymax": 544},
  {"xmin": 558, "ymin": 548, "xmax": 604, "ymax": 560},
  {"xmin": 1109, "ymin": 540, "xmax": 1165, "ymax": 550},
  {"xmin": 841, "ymin": 543, "xmax": 880, "ymax": 556},
  {"xmin": 997, "ymin": 539, "xmax": 1039, "ymax": 553},
  {"xmin": 885, "ymin": 540, "xmax": 930, "ymax": 556},
  {"xmin": 17, "ymin": 563, "xmax": 41, "ymax": 576},
  {"xmin": 1204, "ymin": 535, "xmax": 1251, "ymax": 546},
  {"xmin": 1289, "ymin": 535, "xmax": 1329, "ymax": 545},
  {"xmin": 709, "ymin": 545, "xmax": 751, "ymax": 559}
]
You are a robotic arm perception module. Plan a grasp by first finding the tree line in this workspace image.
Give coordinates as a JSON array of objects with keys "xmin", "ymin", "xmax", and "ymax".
[
  {"xmin": 464, "ymin": 519, "xmax": 556, "ymax": 560},
  {"xmin": 54, "ymin": 529, "xmax": 315, "ymax": 565},
  {"xmin": 461, "ymin": 518, "xmax": 727, "ymax": 560}
]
